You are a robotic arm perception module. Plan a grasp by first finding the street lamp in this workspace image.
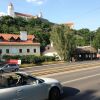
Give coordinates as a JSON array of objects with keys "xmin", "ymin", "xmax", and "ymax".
[{"xmin": 90, "ymin": 33, "xmax": 92, "ymax": 60}]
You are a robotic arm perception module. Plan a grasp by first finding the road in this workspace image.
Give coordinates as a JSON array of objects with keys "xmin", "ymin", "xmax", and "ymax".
[
  {"xmin": 20, "ymin": 61, "xmax": 100, "ymax": 72},
  {"xmin": 20, "ymin": 60, "xmax": 100, "ymax": 76},
  {"xmin": 45, "ymin": 66, "xmax": 100, "ymax": 100},
  {"xmin": 21, "ymin": 60, "xmax": 100, "ymax": 99}
]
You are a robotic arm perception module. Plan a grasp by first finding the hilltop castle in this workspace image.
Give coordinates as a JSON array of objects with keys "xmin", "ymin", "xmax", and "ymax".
[{"xmin": 0, "ymin": 2, "xmax": 43, "ymax": 19}]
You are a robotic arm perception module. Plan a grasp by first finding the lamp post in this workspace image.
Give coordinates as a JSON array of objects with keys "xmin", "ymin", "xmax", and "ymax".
[{"xmin": 90, "ymin": 33, "xmax": 92, "ymax": 60}]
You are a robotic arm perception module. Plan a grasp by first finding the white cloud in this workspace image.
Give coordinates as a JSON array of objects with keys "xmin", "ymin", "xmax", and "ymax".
[{"xmin": 26, "ymin": 0, "xmax": 46, "ymax": 5}]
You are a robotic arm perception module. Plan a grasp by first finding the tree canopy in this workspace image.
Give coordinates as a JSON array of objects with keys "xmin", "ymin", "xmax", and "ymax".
[
  {"xmin": 0, "ymin": 16, "xmax": 53, "ymax": 52},
  {"xmin": 0, "ymin": 16, "xmax": 53, "ymax": 34},
  {"xmin": 50, "ymin": 24, "xmax": 76, "ymax": 61}
]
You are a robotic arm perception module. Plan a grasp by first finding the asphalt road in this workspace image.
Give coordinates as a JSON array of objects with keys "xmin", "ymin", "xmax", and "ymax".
[
  {"xmin": 45, "ymin": 66, "xmax": 100, "ymax": 100},
  {"xmin": 20, "ymin": 60, "xmax": 100, "ymax": 73},
  {"xmin": 20, "ymin": 60, "xmax": 100, "ymax": 99}
]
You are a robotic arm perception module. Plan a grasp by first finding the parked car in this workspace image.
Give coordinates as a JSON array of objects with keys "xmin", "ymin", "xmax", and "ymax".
[
  {"xmin": 0, "ymin": 64, "xmax": 19, "ymax": 73},
  {"xmin": 0, "ymin": 72, "xmax": 63, "ymax": 100}
]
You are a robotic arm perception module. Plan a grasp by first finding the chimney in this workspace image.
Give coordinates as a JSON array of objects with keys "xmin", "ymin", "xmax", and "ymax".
[{"xmin": 20, "ymin": 31, "xmax": 27, "ymax": 41}]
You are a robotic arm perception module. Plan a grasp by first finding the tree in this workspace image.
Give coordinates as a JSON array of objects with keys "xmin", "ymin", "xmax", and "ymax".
[
  {"xmin": 77, "ymin": 28, "xmax": 91, "ymax": 45},
  {"xmin": 93, "ymin": 27, "xmax": 100, "ymax": 50},
  {"xmin": 34, "ymin": 32, "xmax": 50, "ymax": 52},
  {"xmin": 50, "ymin": 24, "xmax": 76, "ymax": 61},
  {"xmin": 75, "ymin": 35, "xmax": 85, "ymax": 46}
]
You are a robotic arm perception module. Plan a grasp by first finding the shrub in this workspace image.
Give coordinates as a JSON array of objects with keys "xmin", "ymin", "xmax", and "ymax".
[{"xmin": 2, "ymin": 55, "xmax": 56, "ymax": 64}]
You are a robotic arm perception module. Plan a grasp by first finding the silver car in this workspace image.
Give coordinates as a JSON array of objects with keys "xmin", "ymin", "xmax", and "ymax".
[
  {"xmin": 0, "ymin": 64, "xmax": 19, "ymax": 73},
  {"xmin": 0, "ymin": 72, "xmax": 63, "ymax": 100}
]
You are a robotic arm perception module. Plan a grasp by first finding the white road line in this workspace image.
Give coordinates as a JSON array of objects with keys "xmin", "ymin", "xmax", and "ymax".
[{"xmin": 62, "ymin": 73, "xmax": 100, "ymax": 85}]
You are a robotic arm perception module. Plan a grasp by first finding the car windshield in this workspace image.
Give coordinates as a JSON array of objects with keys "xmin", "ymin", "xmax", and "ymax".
[
  {"xmin": 0, "ymin": 73, "xmax": 44, "ymax": 89},
  {"xmin": 9, "ymin": 64, "xmax": 17, "ymax": 66}
]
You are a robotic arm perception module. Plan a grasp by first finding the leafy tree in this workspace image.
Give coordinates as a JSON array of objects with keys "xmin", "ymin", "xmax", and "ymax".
[
  {"xmin": 75, "ymin": 35, "xmax": 85, "ymax": 46},
  {"xmin": 50, "ymin": 24, "xmax": 76, "ymax": 61},
  {"xmin": 34, "ymin": 32, "xmax": 50, "ymax": 52},
  {"xmin": 0, "ymin": 16, "xmax": 15, "ymax": 26},
  {"xmin": 0, "ymin": 16, "xmax": 53, "ymax": 34},
  {"xmin": 93, "ymin": 27, "xmax": 100, "ymax": 50},
  {"xmin": 77, "ymin": 28, "xmax": 91, "ymax": 45}
]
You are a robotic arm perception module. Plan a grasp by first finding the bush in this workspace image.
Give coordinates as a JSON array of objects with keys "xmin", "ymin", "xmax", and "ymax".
[{"xmin": 2, "ymin": 55, "xmax": 56, "ymax": 64}]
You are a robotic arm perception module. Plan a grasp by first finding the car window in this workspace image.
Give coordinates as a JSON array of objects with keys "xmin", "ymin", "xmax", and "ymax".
[
  {"xmin": 9, "ymin": 64, "xmax": 17, "ymax": 66},
  {"xmin": 4, "ymin": 64, "xmax": 8, "ymax": 68},
  {"xmin": 0, "ymin": 73, "xmax": 44, "ymax": 89},
  {"xmin": 27, "ymin": 76, "xmax": 44, "ymax": 84}
]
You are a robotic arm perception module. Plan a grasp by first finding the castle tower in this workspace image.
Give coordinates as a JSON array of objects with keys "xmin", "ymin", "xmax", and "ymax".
[
  {"xmin": 38, "ymin": 12, "xmax": 43, "ymax": 18},
  {"xmin": 7, "ymin": 2, "xmax": 15, "ymax": 17}
]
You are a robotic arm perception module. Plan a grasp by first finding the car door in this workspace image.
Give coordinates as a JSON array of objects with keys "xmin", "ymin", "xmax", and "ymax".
[
  {"xmin": 9, "ymin": 64, "xmax": 15, "ymax": 71},
  {"xmin": 15, "ymin": 86, "xmax": 25, "ymax": 100},
  {"xmin": 0, "ymin": 87, "xmax": 17, "ymax": 100},
  {"xmin": 3, "ymin": 64, "xmax": 10, "ymax": 72},
  {"xmin": 21, "ymin": 82, "xmax": 48, "ymax": 100}
]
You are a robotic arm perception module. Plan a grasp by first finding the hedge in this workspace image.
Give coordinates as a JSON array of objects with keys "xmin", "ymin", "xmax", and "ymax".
[{"xmin": 2, "ymin": 55, "xmax": 56, "ymax": 64}]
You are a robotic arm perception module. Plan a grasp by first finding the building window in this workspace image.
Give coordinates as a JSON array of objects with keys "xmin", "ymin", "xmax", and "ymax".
[
  {"xmin": 27, "ymin": 49, "xmax": 30, "ymax": 53},
  {"xmin": 6, "ymin": 49, "xmax": 9, "ymax": 54},
  {"xmin": 0, "ymin": 49, "xmax": 2, "ymax": 54},
  {"xmin": 34, "ymin": 49, "xmax": 36, "ymax": 53},
  {"xmin": 19, "ymin": 49, "xmax": 22, "ymax": 53}
]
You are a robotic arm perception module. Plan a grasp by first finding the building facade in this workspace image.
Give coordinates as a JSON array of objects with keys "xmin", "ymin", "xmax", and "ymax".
[
  {"xmin": 0, "ymin": 2, "xmax": 42, "ymax": 19},
  {"xmin": 0, "ymin": 32, "xmax": 40, "ymax": 56}
]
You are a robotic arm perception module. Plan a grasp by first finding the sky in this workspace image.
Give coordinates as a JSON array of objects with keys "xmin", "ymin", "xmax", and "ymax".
[{"xmin": 0, "ymin": 0, "xmax": 100, "ymax": 30}]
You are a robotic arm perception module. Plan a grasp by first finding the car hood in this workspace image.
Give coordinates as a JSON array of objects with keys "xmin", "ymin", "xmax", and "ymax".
[
  {"xmin": 40, "ymin": 77, "xmax": 59, "ymax": 84},
  {"xmin": 0, "ymin": 67, "xmax": 2, "ymax": 70}
]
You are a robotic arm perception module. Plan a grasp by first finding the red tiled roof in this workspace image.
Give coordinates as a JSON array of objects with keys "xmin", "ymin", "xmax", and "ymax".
[
  {"xmin": 0, "ymin": 33, "xmax": 40, "ymax": 46},
  {"xmin": 15, "ymin": 12, "xmax": 34, "ymax": 18}
]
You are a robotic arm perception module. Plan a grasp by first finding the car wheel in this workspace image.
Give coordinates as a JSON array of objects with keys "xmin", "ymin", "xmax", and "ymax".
[
  {"xmin": 49, "ymin": 87, "xmax": 61, "ymax": 100},
  {"xmin": 15, "ymin": 68, "xmax": 19, "ymax": 72}
]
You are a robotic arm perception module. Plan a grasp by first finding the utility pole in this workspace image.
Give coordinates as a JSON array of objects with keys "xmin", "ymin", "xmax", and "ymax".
[{"xmin": 90, "ymin": 33, "xmax": 92, "ymax": 60}]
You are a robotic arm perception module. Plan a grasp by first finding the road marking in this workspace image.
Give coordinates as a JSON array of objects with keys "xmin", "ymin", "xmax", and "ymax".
[
  {"xmin": 31, "ymin": 63, "xmax": 100, "ymax": 76},
  {"xmin": 62, "ymin": 73, "xmax": 100, "ymax": 85},
  {"xmin": 42, "ymin": 65, "xmax": 100, "ymax": 77}
]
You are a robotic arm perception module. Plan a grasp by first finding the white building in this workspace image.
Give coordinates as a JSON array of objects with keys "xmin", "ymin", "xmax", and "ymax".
[
  {"xmin": 43, "ymin": 42, "xmax": 61, "ymax": 60},
  {"xmin": 0, "ymin": 2, "xmax": 43, "ymax": 19},
  {"xmin": 7, "ymin": 2, "xmax": 15, "ymax": 18},
  {"xmin": 0, "ymin": 32, "xmax": 40, "ymax": 56}
]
